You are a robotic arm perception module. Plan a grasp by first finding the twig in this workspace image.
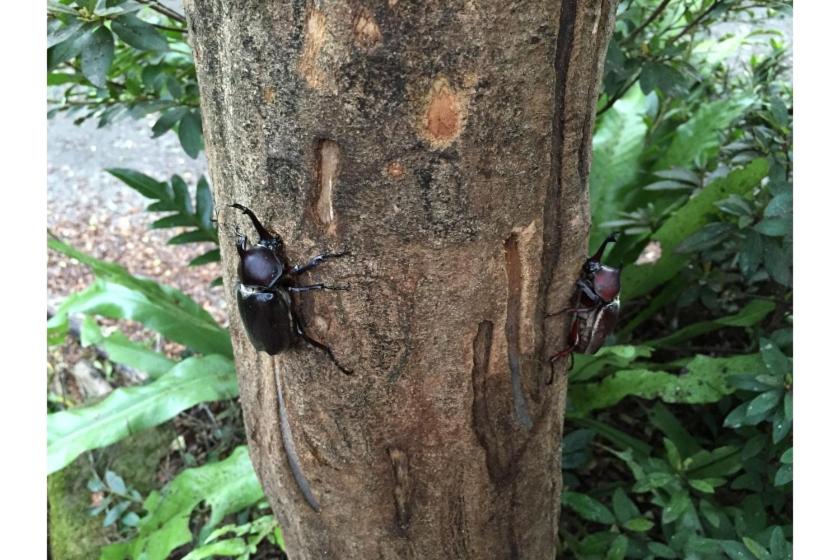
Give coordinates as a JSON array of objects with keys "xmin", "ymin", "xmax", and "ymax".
[
  {"xmin": 622, "ymin": 0, "xmax": 673, "ymax": 45},
  {"xmin": 152, "ymin": 23, "xmax": 187, "ymax": 34},
  {"xmin": 137, "ymin": 0, "xmax": 187, "ymax": 24}
]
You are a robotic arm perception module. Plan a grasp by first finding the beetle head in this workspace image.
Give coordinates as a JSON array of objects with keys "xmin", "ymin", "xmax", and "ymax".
[
  {"xmin": 231, "ymin": 203, "xmax": 288, "ymax": 287},
  {"xmin": 582, "ymin": 232, "xmax": 621, "ymax": 302}
]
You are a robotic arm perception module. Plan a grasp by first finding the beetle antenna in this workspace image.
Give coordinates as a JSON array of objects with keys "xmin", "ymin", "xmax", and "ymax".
[
  {"xmin": 230, "ymin": 203, "xmax": 274, "ymax": 243},
  {"xmin": 591, "ymin": 231, "xmax": 620, "ymax": 262}
]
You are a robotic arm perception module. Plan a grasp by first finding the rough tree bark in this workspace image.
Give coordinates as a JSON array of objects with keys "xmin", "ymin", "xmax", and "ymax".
[{"xmin": 184, "ymin": 1, "xmax": 616, "ymax": 557}]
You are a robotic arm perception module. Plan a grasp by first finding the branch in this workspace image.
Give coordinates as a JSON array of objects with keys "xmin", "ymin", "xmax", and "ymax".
[
  {"xmin": 622, "ymin": 0, "xmax": 673, "ymax": 46},
  {"xmin": 137, "ymin": 0, "xmax": 187, "ymax": 24}
]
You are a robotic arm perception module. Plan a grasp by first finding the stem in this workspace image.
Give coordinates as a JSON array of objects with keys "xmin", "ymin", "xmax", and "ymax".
[
  {"xmin": 136, "ymin": 0, "xmax": 186, "ymax": 24},
  {"xmin": 622, "ymin": 0, "xmax": 673, "ymax": 45}
]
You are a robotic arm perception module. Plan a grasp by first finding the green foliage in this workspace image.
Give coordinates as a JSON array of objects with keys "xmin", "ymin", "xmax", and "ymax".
[
  {"xmin": 86, "ymin": 469, "xmax": 145, "ymax": 532},
  {"xmin": 47, "ymin": 0, "xmax": 201, "ymax": 157},
  {"xmin": 106, "ymin": 169, "xmax": 220, "ymax": 268},
  {"xmin": 48, "ymin": 237, "xmax": 231, "ymax": 356},
  {"xmin": 48, "ymin": 354, "xmax": 237, "ymax": 474},
  {"xmin": 559, "ymin": 1, "xmax": 792, "ymax": 558},
  {"xmin": 100, "ymin": 447, "xmax": 267, "ymax": 560}
]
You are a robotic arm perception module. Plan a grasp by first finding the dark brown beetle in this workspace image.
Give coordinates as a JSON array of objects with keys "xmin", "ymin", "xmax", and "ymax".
[
  {"xmin": 547, "ymin": 232, "xmax": 622, "ymax": 383},
  {"xmin": 231, "ymin": 203, "xmax": 351, "ymax": 373}
]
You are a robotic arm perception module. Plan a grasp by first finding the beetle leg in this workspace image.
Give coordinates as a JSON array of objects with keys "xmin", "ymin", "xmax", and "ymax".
[
  {"xmin": 292, "ymin": 313, "xmax": 353, "ymax": 375},
  {"xmin": 546, "ymin": 306, "xmax": 596, "ymax": 318},
  {"xmin": 547, "ymin": 347, "xmax": 574, "ymax": 385},
  {"xmin": 288, "ymin": 283, "xmax": 351, "ymax": 293},
  {"xmin": 576, "ymin": 279, "xmax": 606, "ymax": 305},
  {"xmin": 291, "ymin": 251, "xmax": 349, "ymax": 275}
]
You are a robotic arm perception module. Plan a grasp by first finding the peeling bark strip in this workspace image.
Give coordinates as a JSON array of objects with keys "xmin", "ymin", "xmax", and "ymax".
[
  {"xmin": 504, "ymin": 233, "xmax": 533, "ymax": 429},
  {"xmin": 184, "ymin": 0, "xmax": 617, "ymax": 557},
  {"xmin": 274, "ymin": 360, "xmax": 320, "ymax": 512},
  {"xmin": 314, "ymin": 139, "xmax": 340, "ymax": 234},
  {"xmin": 388, "ymin": 447, "xmax": 411, "ymax": 529}
]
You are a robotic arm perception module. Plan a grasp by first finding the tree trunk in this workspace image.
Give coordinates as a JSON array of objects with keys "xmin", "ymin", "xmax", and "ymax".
[{"xmin": 184, "ymin": 1, "xmax": 616, "ymax": 557}]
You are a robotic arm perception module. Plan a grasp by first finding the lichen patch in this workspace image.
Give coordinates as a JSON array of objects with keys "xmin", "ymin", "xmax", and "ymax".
[
  {"xmin": 353, "ymin": 8, "xmax": 382, "ymax": 49},
  {"xmin": 418, "ymin": 77, "xmax": 466, "ymax": 150}
]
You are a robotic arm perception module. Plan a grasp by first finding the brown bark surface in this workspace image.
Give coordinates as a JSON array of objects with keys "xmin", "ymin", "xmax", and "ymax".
[{"xmin": 184, "ymin": 1, "xmax": 616, "ymax": 558}]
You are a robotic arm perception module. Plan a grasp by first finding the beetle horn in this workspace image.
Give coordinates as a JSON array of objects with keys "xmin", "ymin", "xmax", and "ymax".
[
  {"xmin": 591, "ymin": 232, "xmax": 620, "ymax": 262},
  {"xmin": 230, "ymin": 203, "xmax": 273, "ymax": 243}
]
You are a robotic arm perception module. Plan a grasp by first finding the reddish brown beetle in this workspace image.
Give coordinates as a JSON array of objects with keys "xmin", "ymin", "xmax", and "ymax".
[{"xmin": 547, "ymin": 232, "xmax": 622, "ymax": 383}]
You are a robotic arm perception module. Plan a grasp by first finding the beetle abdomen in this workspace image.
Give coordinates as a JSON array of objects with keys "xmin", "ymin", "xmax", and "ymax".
[{"xmin": 236, "ymin": 285, "xmax": 294, "ymax": 355}]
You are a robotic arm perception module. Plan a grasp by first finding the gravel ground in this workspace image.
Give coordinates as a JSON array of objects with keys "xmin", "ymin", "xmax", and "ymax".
[{"xmin": 47, "ymin": 112, "xmax": 228, "ymax": 326}]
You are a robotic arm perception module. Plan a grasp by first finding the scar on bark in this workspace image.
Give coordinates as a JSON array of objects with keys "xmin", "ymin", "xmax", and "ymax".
[
  {"xmin": 388, "ymin": 447, "xmax": 411, "ymax": 530},
  {"xmin": 505, "ymin": 233, "xmax": 533, "ymax": 430},
  {"xmin": 353, "ymin": 8, "xmax": 381, "ymax": 49},
  {"xmin": 418, "ymin": 76, "xmax": 466, "ymax": 150},
  {"xmin": 298, "ymin": 8, "xmax": 330, "ymax": 91},
  {"xmin": 471, "ymin": 321, "xmax": 511, "ymax": 481},
  {"xmin": 314, "ymin": 139, "xmax": 340, "ymax": 234}
]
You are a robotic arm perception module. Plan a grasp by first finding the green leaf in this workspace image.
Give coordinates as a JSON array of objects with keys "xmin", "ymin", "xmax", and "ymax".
[
  {"xmin": 621, "ymin": 159, "xmax": 768, "ymax": 299},
  {"xmin": 746, "ymin": 390, "xmax": 783, "ymax": 417},
  {"xmin": 182, "ymin": 539, "xmax": 249, "ymax": 560},
  {"xmin": 79, "ymin": 316, "xmax": 175, "ymax": 379},
  {"xmin": 685, "ymin": 446, "xmax": 742, "ymax": 479},
  {"xmin": 606, "ymin": 534, "xmax": 629, "ymax": 560},
  {"xmin": 562, "ymin": 491, "xmax": 615, "ymax": 525},
  {"xmin": 570, "ymin": 344, "xmax": 654, "ymax": 382},
  {"xmin": 172, "ymin": 175, "xmax": 193, "ymax": 214},
  {"xmin": 116, "ymin": 447, "xmax": 263, "ymax": 560},
  {"xmin": 648, "ymin": 542, "xmax": 679, "ymax": 559},
  {"xmin": 48, "ymin": 17, "xmax": 84, "ymax": 48},
  {"xmin": 743, "ymin": 537, "xmax": 771, "ymax": 560},
  {"xmin": 740, "ymin": 229, "xmax": 763, "ymax": 277},
  {"xmin": 764, "ymin": 192, "xmax": 792, "ymax": 217},
  {"xmin": 662, "ymin": 491, "xmax": 690, "ymax": 524},
  {"xmin": 648, "ymin": 300, "xmax": 775, "ymax": 348},
  {"xmin": 611, "ymin": 488, "xmax": 639, "ymax": 523},
  {"xmin": 720, "ymin": 540, "xmax": 755, "ymax": 560},
  {"xmin": 178, "ymin": 111, "xmax": 204, "ymax": 158},
  {"xmin": 111, "ymin": 14, "xmax": 168, "ymax": 51},
  {"xmin": 48, "ymin": 238, "xmax": 230, "ymax": 357},
  {"xmin": 675, "ymin": 222, "xmax": 736, "ymax": 253},
  {"xmin": 753, "ymin": 217, "xmax": 791, "ymax": 237},
  {"xmin": 763, "ymin": 239, "xmax": 792, "ymax": 287},
  {"xmin": 107, "ymin": 168, "xmax": 167, "ymax": 199},
  {"xmin": 639, "ymin": 62, "xmax": 687, "ymax": 96},
  {"xmin": 168, "ymin": 229, "xmax": 217, "ymax": 245},
  {"xmin": 105, "ymin": 470, "xmax": 127, "ymax": 495},
  {"xmin": 590, "ymin": 84, "xmax": 648, "ymax": 239},
  {"xmin": 151, "ymin": 107, "xmax": 189, "ymax": 138},
  {"xmin": 624, "ymin": 517, "xmax": 654, "ymax": 532},
  {"xmin": 195, "ymin": 176, "xmax": 214, "ymax": 230},
  {"xmin": 48, "ymin": 355, "xmax": 237, "ymax": 474},
  {"xmin": 657, "ymin": 97, "xmax": 753, "ymax": 171},
  {"xmin": 774, "ymin": 464, "xmax": 792, "ymax": 486},
  {"xmin": 80, "ymin": 26, "xmax": 115, "ymax": 88},
  {"xmin": 189, "ymin": 249, "xmax": 221, "ymax": 267},
  {"xmin": 648, "ymin": 402, "xmax": 702, "ymax": 456},
  {"xmin": 780, "ymin": 448, "xmax": 792, "ymax": 464},
  {"xmin": 688, "ymin": 479, "xmax": 715, "ymax": 493},
  {"xmin": 47, "ymin": 22, "xmax": 97, "ymax": 70},
  {"xmin": 772, "ymin": 407, "xmax": 792, "ymax": 443},
  {"xmin": 568, "ymin": 354, "xmax": 762, "ymax": 415},
  {"xmin": 759, "ymin": 338, "xmax": 790, "ymax": 377}
]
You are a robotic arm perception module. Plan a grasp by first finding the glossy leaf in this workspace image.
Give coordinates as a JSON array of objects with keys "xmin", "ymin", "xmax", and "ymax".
[
  {"xmin": 569, "ymin": 354, "xmax": 762, "ymax": 415},
  {"xmin": 621, "ymin": 159, "xmax": 768, "ymax": 299},
  {"xmin": 48, "ymin": 355, "xmax": 238, "ymax": 473},
  {"xmin": 178, "ymin": 111, "xmax": 204, "ymax": 158},
  {"xmin": 80, "ymin": 26, "xmax": 115, "ymax": 88},
  {"xmin": 563, "ymin": 491, "xmax": 615, "ymax": 525},
  {"xmin": 102, "ymin": 447, "xmax": 263, "ymax": 560},
  {"xmin": 111, "ymin": 14, "xmax": 168, "ymax": 51}
]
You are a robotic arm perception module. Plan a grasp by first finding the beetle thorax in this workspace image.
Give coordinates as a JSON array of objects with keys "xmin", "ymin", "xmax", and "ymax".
[{"xmin": 239, "ymin": 245, "xmax": 285, "ymax": 287}]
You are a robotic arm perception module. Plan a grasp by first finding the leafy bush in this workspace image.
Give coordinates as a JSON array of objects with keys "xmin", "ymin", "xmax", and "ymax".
[{"xmin": 557, "ymin": 1, "xmax": 792, "ymax": 558}]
